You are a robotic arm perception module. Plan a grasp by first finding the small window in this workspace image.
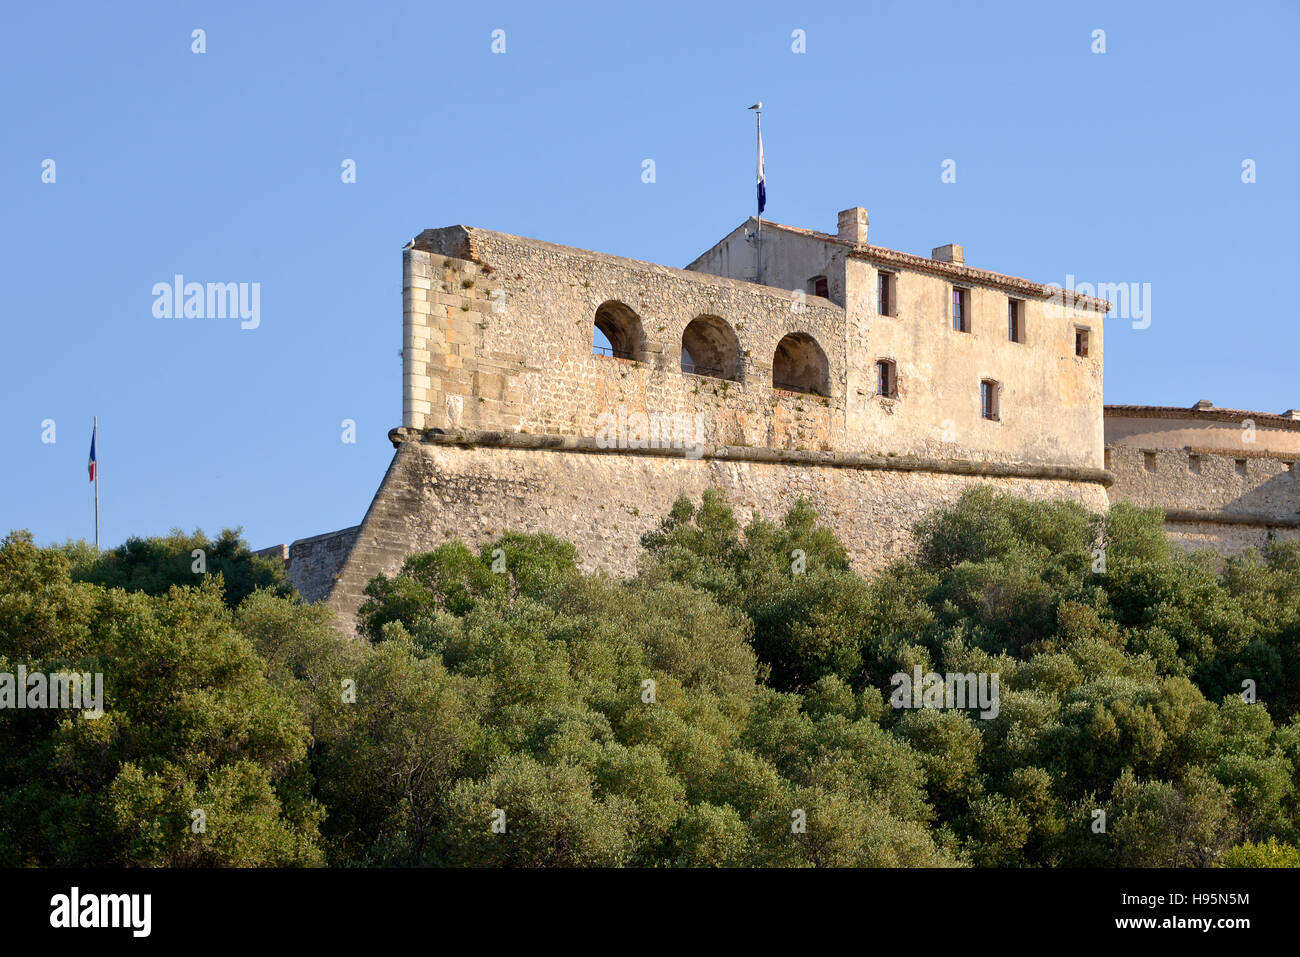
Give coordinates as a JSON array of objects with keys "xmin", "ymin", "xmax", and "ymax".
[
  {"xmin": 876, "ymin": 359, "xmax": 897, "ymax": 397},
  {"xmin": 952, "ymin": 287, "xmax": 970, "ymax": 333},
  {"xmin": 1144, "ymin": 452, "xmax": 1157, "ymax": 472},
  {"xmin": 809, "ymin": 275, "xmax": 829, "ymax": 299},
  {"xmin": 1075, "ymin": 327, "xmax": 1090, "ymax": 357},
  {"xmin": 1235, "ymin": 459, "xmax": 1248, "ymax": 477},
  {"xmin": 1104, "ymin": 448, "xmax": 1113, "ymax": 470},
  {"xmin": 1189, "ymin": 454, "xmax": 1201, "ymax": 474},
  {"xmin": 1008, "ymin": 299, "xmax": 1025, "ymax": 343},
  {"xmin": 877, "ymin": 272, "xmax": 895, "ymax": 317},
  {"xmin": 980, "ymin": 379, "xmax": 999, "ymax": 420},
  {"xmin": 1286, "ymin": 462, "xmax": 1296, "ymax": 473}
]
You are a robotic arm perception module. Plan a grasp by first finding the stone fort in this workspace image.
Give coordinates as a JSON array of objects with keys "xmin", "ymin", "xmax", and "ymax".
[{"xmin": 259, "ymin": 207, "xmax": 1300, "ymax": 636}]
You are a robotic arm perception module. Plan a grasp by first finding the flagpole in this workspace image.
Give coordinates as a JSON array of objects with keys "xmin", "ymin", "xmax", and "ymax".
[
  {"xmin": 93, "ymin": 416, "xmax": 99, "ymax": 551},
  {"xmin": 753, "ymin": 103, "xmax": 763, "ymax": 286}
]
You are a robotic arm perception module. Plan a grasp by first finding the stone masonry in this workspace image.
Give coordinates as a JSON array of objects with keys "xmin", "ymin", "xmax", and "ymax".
[{"xmin": 255, "ymin": 208, "xmax": 1299, "ymax": 636}]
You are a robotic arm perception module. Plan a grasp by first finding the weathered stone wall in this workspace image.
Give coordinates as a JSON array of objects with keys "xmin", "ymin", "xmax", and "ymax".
[
  {"xmin": 1107, "ymin": 445, "xmax": 1300, "ymax": 516},
  {"xmin": 688, "ymin": 216, "xmax": 1107, "ymax": 469},
  {"xmin": 285, "ymin": 525, "xmax": 360, "ymax": 602},
  {"xmin": 1159, "ymin": 519, "xmax": 1300, "ymax": 557},
  {"xmin": 686, "ymin": 220, "xmax": 852, "ymax": 306},
  {"xmin": 404, "ymin": 229, "xmax": 847, "ymax": 454},
  {"xmin": 1106, "ymin": 410, "xmax": 1300, "ymax": 455},
  {"xmin": 840, "ymin": 257, "xmax": 1103, "ymax": 468},
  {"xmin": 402, "ymin": 222, "xmax": 1106, "ymax": 471},
  {"xmin": 1104, "ymin": 445, "xmax": 1300, "ymax": 557},
  {"xmin": 323, "ymin": 434, "xmax": 1112, "ymax": 638}
]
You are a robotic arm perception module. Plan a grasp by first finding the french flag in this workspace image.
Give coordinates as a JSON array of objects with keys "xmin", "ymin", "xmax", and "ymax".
[
  {"xmin": 756, "ymin": 125, "xmax": 766, "ymax": 215},
  {"xmin": 88, "ymin": 424, "xmax": 97, "ymax": 483}
]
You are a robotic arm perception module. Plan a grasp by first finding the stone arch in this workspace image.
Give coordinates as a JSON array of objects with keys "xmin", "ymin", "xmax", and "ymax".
[
  {"xmin": 681, "ymin": 315, "xmax": 742, "ymax": 381},
  {"xmin": 772, "ymin": 332, "xmax": 830, "ymax": 395},
  {"xmin": 593, "ymin": 300, "xmax": 644, "ymax": 361}
]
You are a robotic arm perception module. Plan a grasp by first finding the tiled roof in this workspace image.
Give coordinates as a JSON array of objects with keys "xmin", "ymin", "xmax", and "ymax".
[
  {"xmin": 1105, "ymin": 405, "xmax": 1300, "ymax": 429},
  {"xmin": 759, "ymin": 219, "xmax": 1112, "ymax": 312}
]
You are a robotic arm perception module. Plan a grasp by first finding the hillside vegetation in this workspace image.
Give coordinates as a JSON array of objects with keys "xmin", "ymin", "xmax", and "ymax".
[{"xmin": 2, "ymin": 488, "xmax": 1299, "ymax": 867}]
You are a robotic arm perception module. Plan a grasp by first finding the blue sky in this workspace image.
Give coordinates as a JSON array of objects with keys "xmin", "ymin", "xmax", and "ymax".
[{"xmin": 3, "ymin": 0, "xmax": 1297, "ymax": 551}]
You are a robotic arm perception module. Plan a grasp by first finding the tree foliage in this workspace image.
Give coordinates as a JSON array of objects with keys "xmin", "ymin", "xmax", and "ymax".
[{"xmin": 4, "ymin": 484, "xmax": 1300, "ymax": 867}]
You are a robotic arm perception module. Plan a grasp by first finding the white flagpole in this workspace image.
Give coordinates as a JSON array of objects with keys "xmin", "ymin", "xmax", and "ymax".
[{"xmin": 93, "ymin": 416, "xmax": 99, "ymax": 551}]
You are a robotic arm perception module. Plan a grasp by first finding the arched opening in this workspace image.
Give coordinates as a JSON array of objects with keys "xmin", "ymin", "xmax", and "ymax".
[
  {"xmin": 593, "ymin": 300, "xmax": 644, "ymax": 362},
  {"xmin": 681, "ymin": 315, "xmax": 742, "ymax": 381},
  {"xmin": 772, "ymin": 332, "xmax": 830, "ymax": 395}
]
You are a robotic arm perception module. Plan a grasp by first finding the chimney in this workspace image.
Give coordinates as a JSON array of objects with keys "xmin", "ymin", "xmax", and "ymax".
[
  {"xmin": 837, "ymin": 207, "xmax": 869, "ymax": 245},
  {"xmin": 1192, "ymin": 399, "xmax": 1214, "ymax": 410},
  {"xmin": 932, "ymin": 244, "xmax": 964, "ymax": 265}
]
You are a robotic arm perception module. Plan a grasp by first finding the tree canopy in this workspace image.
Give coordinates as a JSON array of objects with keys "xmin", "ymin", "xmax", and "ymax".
[{"xmin": 3, "ymin": 486, "xmax": 1299, "ymax": 867}]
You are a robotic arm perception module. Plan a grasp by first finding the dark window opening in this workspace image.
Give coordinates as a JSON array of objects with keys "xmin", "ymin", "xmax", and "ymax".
[
  {"xmin": 1008, "ymin": 299, "xmax": 1024, "ymax": 343},
  {"xmin": 877, "ymin": 272, "xmax": 895, "ymax": 317},
  {"xmin": 809, "ymin": 275, "xmax": 829, "ymax": 299},
  {"xmin": 876, "ymin": 359, "xmax": 897, "ymax": 397},
  {"xmin": 980, "ymin": 379, "xmax": 999, "ymax": 420},
  {"xmin": 1075, "ymin": 327, "xmax": 1090, "ymax": 357},
  {"xmin": 952, "ymin": 287, "xmax": 970, "ymax": 333}
]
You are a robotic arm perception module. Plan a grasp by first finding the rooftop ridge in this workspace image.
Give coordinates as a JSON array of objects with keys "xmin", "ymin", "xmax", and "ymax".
[
  {"xmin": 1105, "ymin": 405, "xmax": 1300, "ymax": 429},
  {"xmin": 758, "ymin": 219, "xmax": 1111, "ymax": 312}
]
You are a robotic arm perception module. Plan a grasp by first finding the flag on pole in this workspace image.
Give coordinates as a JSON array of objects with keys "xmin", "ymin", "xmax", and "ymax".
[
  {"xmin": 88, "ymin": 424, "xmax": 97, "ymax": 483},
  {"xmin": 756, "ymin": 122, "xmax": 766, "ymax": 216}
]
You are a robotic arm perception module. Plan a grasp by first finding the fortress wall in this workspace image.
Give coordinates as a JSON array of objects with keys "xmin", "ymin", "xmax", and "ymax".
[
  {"xmin": 1106, "ymin": 445, "xmax": 1300, "ymax": 516},
  {"xmin": 1157, "ymin": 520, "xmax": 1300, "ymax": 557},
  {"xmin": 285, "ymin": 525, "xmax": 360, "ymax": 602},
  {"xmin": 1105, "ymin": 445, "xmax": 1300, "ymax": 557},
  {"xmin": 323, "ymin": 435, "xmax": 1112, "ymax": 638},
  {"xmin": 404, "ymin": 232, "xmax": 848, "ymax": 454},
  {"xmin": 404, "ymin": 226, "xmax": 1105, "ymax": 469},
  {"xmin": 1106, "ymin": 412, "xmax": 1300, "ymax": 455}
]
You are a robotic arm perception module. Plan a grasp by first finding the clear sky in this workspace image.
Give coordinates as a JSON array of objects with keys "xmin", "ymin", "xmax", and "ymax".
[{"xmin": 3, "ymin": 0, "xmax": 1297, "ymax": 551}]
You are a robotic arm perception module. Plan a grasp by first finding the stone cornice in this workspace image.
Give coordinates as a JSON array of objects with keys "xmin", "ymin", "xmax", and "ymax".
[
  {"xmin": 1162, "ymin": 508, "xmax": 1300, "ymax": 529},
  {"xmin": 389, "ymin": 428, "xmax": 1114, "ymax": 488},
  {"xmin": 1106, "ymin": 405, "xmax": 1300, "ymax": 430}
]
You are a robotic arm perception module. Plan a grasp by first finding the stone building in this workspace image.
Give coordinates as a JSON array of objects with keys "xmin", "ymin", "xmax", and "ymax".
[
  {"xmin": 267, "ymin": 208, "xmax": 1298, "ymax": 636},
  {"xmin": 1104, "ymin": 401, "xmax": 1300, "ymax": 554}
]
